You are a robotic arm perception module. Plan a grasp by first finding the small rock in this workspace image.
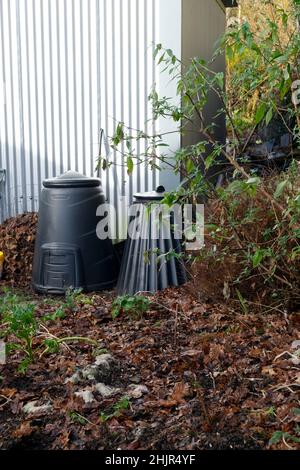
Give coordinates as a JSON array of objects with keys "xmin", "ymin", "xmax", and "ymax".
[
  {"xmin": 91, "ymin": 354, "xmax": 117, "ymax": 383},
  {"xmin": 74, "ymin": 390, "xmax": 94, "ymax": 404},
  {"xmin": 94, "ymin": 353, "xmax": 115, "ymax": 367},
  {"xmin": 291, "ymin": 357, "xmax": 300, "ymax": 365},
  {"xmin": 130, "ymin": 375, "xmax": 141, "ymax": 384},
  {"xmin": 128, "ymin": 385, "xmax": 149, "ymax": 399},
  {"xmin": 66, "ymin": 354, "xmax": 118, "ymax": 385},
  {"xmin": 23, "ymin": 401, "xmax": 52, "ymax": 415},
  {"xmin": 65, "ymin": 370, "xmax": 82, "ymax": 384},
  {"xmin": 95, "ymin": 383, "xmax": 121, "ymax": 398},
  {"xmin": 291, "ymin": 340, "xmax": 300, "ymax": 349},
  {"xmin": 81, "ymin": 365, "xmax": 101, "ymax": 381}
]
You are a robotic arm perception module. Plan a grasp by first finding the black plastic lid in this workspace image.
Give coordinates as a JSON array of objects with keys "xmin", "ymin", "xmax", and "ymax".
[
  {"xmin": 133, "ymin": 185, "xmax": 165, "ymax": 202},
  {"xmin": 43, "ymin": 171, "xmax": 101, "ymax": 188}
]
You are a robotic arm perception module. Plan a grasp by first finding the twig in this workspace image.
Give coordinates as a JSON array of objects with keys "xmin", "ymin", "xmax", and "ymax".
[
  {"xmin": 270, "ymin": 384, "xmax": 300, "ymax": 393},
  {"xmin": 38, "ymin": 324, "xmax": 72, "ymax": 353},
  {"xmin": 241, "ymin": 124, "xmax": 258, "ymax": 153},
  {"xmin": 173, "ymin": 303, "xmax": 179, "ymax": 348},
  {"xmin": 282, "ymin": 436, "xmax": 295, "ymax": 450},
  {"xmin": 209, "ymin": 372, "xmax": 216, "ymax": 390},
  {"xmin": 274, "ymin": 351, "xmax": 298, "ymax": 362},
  {"xmin": 185, "ymin": 91, "xmax": 291, "ymax": 220},
  {"xmin": 0, "ymin": 394, "xmax": 13, "ymax": 409},
  {"xmin": 197, "ymin": 390, "xmax": 211, "ymax": 426}
]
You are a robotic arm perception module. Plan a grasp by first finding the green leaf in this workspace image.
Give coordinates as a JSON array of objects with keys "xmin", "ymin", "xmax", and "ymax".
[
  {"xmin": 215, "ymin": 72, "xmax": 224, "ymax": 90},
  {"xmin": 255, "ymin": 103, "xmax": 267, "ymax": 124},
  {"xmin": 269, "ymin": 430, "xmax": 300, "ymax": 446},
  {"xmin": 265, "ymin": 108, "xmax": 273, "ymax": 126},
  {"xmin": 102, "ymin": 158, "xmax": 107, "ymax": 171},
  {"xmin": 283, "ymin": 67, "xmax": 290, "ymax": 81},
  {"xmin": 158, "ymin": 53, "xmax": 165, "ymax": 65},
  {"xmin": 236, "ymin": 289, "xmax": 248, "ymax": 314},
  {"xmin": 153, "ymin": 43, "xmax": 162, "ymax": 59},
  {"xmin": 226, "ymin": 45, "xmax": 234, "ymax": 60},
  {"xmin": 269, "ymin": 431, "xmax": 285, "ymax": 445},
  {"xmin": 205, "ymin": 153, "xmax": 215, "ymax": 170},
  {"xmin": 143, "ymin": 250, "xmax": 150, "ymax": 265},
  {"xmin": 172, "ymin": 110, "xmax": 181, "ymax": 121},
  {"xmin": 271, "ymin": 50, "xmax": 283, "ymax": 60},
  {"xmin": 274, "ymin": 180, "xmax": 288, "ymax": 199},
  {"xmin": 126, "ymin": 156, "xmax": 134, "ymax": 175},
  {"xmin": 186, "ymin": 158, "xmax": 195, "ymax": 174},
  {"xmin": 112, "ymin": 122, "xmax": 125, "ymax": 146},
  {"xmin": 43, "ymin": 339, "xmax": 60, "ymax": 354},
  {"xmin": 162, "ymin": 192, "xmax": 178, "ymax": 207},
  {"xmin": 252, "ymin": 249, "xmax": 264, "ymax": 268},
  {"xmin": 246, "ymin": 177, "xmax": 260, "ymax": 186}
]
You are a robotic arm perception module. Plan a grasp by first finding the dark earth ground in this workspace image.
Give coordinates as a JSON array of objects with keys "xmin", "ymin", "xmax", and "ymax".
[{"xmin": 1, "ymin": 283, "xmax": 300, "ymax": 450}]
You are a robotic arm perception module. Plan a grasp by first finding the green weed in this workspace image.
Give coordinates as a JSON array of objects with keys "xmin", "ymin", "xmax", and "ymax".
[{"xmin": 111, "ymin": 295, "xmax": 150, "ymax": 320}]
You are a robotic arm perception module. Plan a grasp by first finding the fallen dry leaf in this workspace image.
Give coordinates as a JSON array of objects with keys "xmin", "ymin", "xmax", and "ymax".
[
  {"xmin": 262, "ymin": 366, "xmax": 277, "ymax": 377},
  {"xmin": 159, "ymin": 382, "xmax": 190, "ymax": 408},
  {"xmin": 13, "ymin": 421, "xmax": 35, "ymax": 438}
]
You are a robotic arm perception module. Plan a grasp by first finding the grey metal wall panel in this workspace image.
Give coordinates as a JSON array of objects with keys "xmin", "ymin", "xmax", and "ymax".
[{"xmin": 0, "ymin": 0, "xmax": 159, "ymax": 230}]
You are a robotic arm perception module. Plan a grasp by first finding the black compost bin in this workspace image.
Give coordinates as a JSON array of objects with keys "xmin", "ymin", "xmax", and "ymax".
[
  {"xmin": 32, "ymin": 171, "xmax": 118, "ymax": 294},
  {"xmin": 117, "ymin": 186, "xmax": 187, "ymax": 295}
]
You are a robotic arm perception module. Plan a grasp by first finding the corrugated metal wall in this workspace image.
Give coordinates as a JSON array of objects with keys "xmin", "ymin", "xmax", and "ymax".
[{"xmin": 0, "ymin": 0, "xmax": 159, "ymax": 223}]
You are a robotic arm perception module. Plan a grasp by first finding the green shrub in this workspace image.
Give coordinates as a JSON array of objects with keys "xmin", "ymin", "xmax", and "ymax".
[
  {"xmin": 111, "ymin": 295, "xmax": 151, "ymax": 320},
  {"xmin": 2, "ymin": 303, "xmax": 37, "ymax": 373}
]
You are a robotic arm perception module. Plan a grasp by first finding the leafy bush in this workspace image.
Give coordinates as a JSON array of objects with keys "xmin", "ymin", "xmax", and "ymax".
[
  {"xmin": 99, "ymin": 1, "xmax": 300, "ymax": 311},
  {"xmin": 269, "ymin": 408, "xmax": 300, "ymax": 448},
  {"xmin": 192, "ymin": 161, "xmax": 300, "ymax": 307},
  {"xmin": 100, "ymin": 397, "xmax": 131, "ymax": 422},
  {"xmin": 226, "ymin": 0, "xmax": 300, "ymax": 136},
  {"xmin": 2, "ymin": 303, "xmax": 37, "ymax": 373},
  {"xmin": 111, "ymin": 295, "xmax": 151, "ymax": 320},
  {"xmin": 0, "ymin": 288, "xmax": 98, "ymax": 373}
]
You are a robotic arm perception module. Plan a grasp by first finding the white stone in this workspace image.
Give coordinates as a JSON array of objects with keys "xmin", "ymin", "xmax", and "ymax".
[
  {"xmin": 81, "ymin": 365, "xmax": 100, "ymax": 381},
  {"xmin": 64, "ymin": 371, "xmax": 82, "ymax": 384},
  {"xmin": 291, "ymin": 356, "xmax": 300, "ymax": 365},
  {"xmin": 94, "ymin": 354, "xmax": 114, "ymax": 367},
  {"xmin": 23, "ymin": 401, "xmax": 52, "ymax": 415},
  {"xmin": 74, "ymin": 390, "xmax": 94, "ymax": 404},
  {"xmin": 95, "ymin": 383, "xmax": 120, "ymax": 397},
  {"xmin": 128, "ymin": 385, "xmax": 149, "ymax": 399}
]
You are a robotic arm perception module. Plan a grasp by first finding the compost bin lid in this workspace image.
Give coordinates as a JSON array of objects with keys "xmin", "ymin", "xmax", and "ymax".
[
  {"xmin": 43, "ymin": 171, "xmax": 101, "ymax": 188},
  {"xmin": 133, "ymin": 186, "xmax": 166, "ymax": 202}
]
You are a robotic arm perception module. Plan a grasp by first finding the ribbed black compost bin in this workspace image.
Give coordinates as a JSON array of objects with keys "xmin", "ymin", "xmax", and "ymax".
[
  {"xmin": 117, "ymin": 186, "xmax": 187, "ymax": 295},
  {"xmin": 32, "ymin": 171, "xmax": 118, "ymax": 294}
]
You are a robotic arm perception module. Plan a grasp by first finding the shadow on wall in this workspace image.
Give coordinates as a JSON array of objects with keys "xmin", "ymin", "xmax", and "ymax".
[
  {"xmin": 0, "ymin": 143, "xmax": 143, "ymax": 237},
  {"xmin": 0, "ymin": 143, "xmax": 113, "ymax": 224},
  {"xmin": 0, "ymin": 144, "xmax": 117, "ymax": 225},
  {"xmin": 0, "ymin": 145, "xmax": 63, "ymax": 223}
]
